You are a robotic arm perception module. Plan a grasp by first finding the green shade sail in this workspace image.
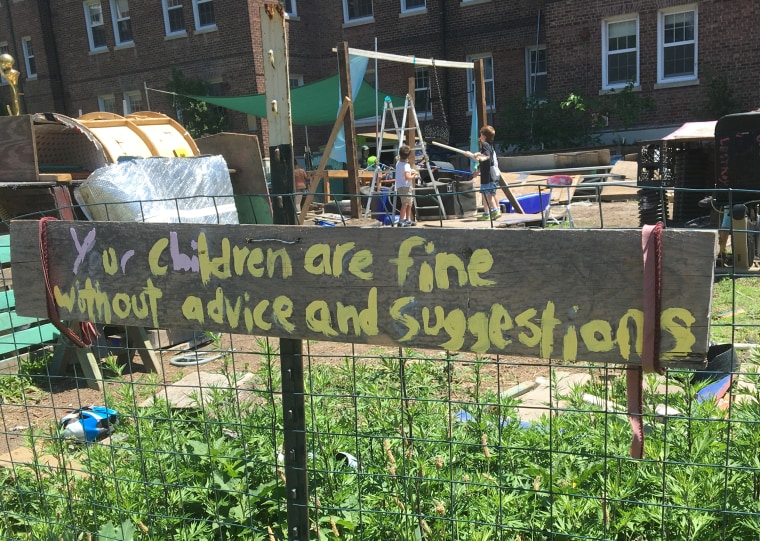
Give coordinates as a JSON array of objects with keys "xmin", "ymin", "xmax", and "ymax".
[{"xmin": 186, "ymin": 74, "xmax": 405, "ymax": 126}]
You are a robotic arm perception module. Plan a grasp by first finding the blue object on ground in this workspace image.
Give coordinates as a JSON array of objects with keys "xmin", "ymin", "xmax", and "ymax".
[
  {"xmin": 455, "ymin": 409, "xmax": 531, "ymax": 429},
  {"xmin": 60, "ymin": 406, "xmax": 119, "ymax": 442},
  {"xmin": 697, "ymin": 375, "xmax": 732, "ymax": 403},
  {"xmin": 500, "ymin": 192, "xmax": 551, "ymax": 214}
]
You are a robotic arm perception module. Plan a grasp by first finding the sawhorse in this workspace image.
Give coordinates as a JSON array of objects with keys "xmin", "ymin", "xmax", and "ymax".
[{"xmin": 50, "ymin": 325, "xmax": 163, "ymax": 390}]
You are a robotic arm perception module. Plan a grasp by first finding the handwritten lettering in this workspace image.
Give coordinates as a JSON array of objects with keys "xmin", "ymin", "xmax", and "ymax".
[
  {"xmin": 44, "ymin": 226, "xmax": 705, "ymax": 363},
  {"xmin": 70, "ymin": 227, "xmax": 96, "ymax": 275}
]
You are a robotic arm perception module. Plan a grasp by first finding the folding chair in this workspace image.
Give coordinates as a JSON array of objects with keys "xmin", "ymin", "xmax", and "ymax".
[{"xmin": 542, "ymin": 175, "xmax": 580, "ymax": 227}]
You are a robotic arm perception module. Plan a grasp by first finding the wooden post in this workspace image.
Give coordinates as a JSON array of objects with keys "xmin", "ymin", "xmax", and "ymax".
[
  {"xmin": 474, "ymin": 59, "xmax": 488, "ymax": 133},
  {"xmin": 406, "ymin": 76, "xmax": 416, "ymax": 151},
  {"xmin": 337, "ymin": 42, "xmax": 360, "ymax": 219},
  {"xmin": 263, "ymin": 5, "xmax": 297, "ymax": 226},
  {"xmin": 261, "ymin": 5, "xmax": 309, "ymax": 540}
]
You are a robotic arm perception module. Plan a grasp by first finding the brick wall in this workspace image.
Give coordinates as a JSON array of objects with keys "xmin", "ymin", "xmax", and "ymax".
[
  {"xmin": 543, "ymin": 0, "xmax": 760, "ymax": 130},
  {"xmin": 2, "ymin": 0, "xmax": 758, "ymax": 159}
]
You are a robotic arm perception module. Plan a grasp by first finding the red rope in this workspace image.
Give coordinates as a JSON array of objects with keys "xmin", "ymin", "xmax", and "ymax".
[
  {"xmin": 627, "ymin": 222, "xmax": 665, "ymax": 459},
  {"xmin": 38, "ymin": 217, "xmax": 99, "ymax": 348}
]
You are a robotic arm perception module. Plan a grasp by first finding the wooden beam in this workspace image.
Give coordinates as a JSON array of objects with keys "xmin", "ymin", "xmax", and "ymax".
[
  {"xmin": 297, "ymin": 98, "xmax": 352, "ymax": 224},
  {"xmin": 474, "ymin": 58, "xmax": 488, "ymax": 134},
  {"xmin": 332, "ymin": 47, "xmax": 474, "ymax": 69},
  {"xmin": 406, "ymin": 77, "xmax": 416, "ymax": 151},
  {"xmin": 337, "ymin": 42, "xmax": 360, "ymax": 219}
]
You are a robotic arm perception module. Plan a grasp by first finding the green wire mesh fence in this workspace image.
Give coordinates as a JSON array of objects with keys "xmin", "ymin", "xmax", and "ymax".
[{"xmin": 0, "ymin": 186, "xmax": 757, "ymax": 540}]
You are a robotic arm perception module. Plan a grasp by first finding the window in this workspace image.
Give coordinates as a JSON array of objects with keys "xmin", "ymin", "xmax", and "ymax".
[
  {"xmin": 84, "ymin": 1, "xmax": 108, "ymax": 51},
  {"xmin": 602, "ymin": 16, "xmax": 638, "ymax": 89},
  {"xmin": 658, "ymin": 5, "xmax": 697, "ymax": 83},
  {"xmin": 98, "ymin": 94, "xmax": 116, "ymax": 113},
  {"xmin": 192, "ymin": 0, "xmax": 215, "ymax": 30},
  {"xmin": 289, "ymin": 75, "xmax": 304, "ymax": 88},
  {"xmin": 163, "ymin": 0, "xmax": 185, "ymax": 35},
  {"xmin": 414, "ymin": 67, "xmax": 432, "ymax": 115},
  {"xmin": 402, "ymin": 0, "xmax": 425, "ymax": 12},
  {"xmin": 110, "ymin": 0, "xmax": 133, "ymax": 45},
  {"xmin": 343, "ymin": 0, "xmax": 372, "ymax": 23},
  {"xmin": 466, "ymin": 54, "xmax": 494, "ymax": 111},
  {"xmin": 525, "ymin": 46, "xmax": 547, "ymax": 100},
  {"xmin": 207, "ymin": 79, "xmax": 227, "ymax": 118},
  {"xmin": 124, "ymin": 90, "xmax": 144, "ymax": 113},
  {"xmin": 21, "ymin": 37, "xmax": 36, "ymax": 79},
  {"xmin": 283, "ymin": 0, "xmax": 296, "ymax": 17}
]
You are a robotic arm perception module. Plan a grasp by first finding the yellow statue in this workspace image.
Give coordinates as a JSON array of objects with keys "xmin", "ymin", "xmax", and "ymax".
[{"xmin": 0, "ymin": 53, "xmax": 21, "ymax": 116}]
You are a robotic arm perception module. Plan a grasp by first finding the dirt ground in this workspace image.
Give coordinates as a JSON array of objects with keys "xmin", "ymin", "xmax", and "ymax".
[{"xmin": 0, "ymin": 199, "xmax": 643, "ymax": 456}]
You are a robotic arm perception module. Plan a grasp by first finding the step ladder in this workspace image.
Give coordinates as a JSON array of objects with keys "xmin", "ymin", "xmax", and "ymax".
[{"xmin": 364, "ymin": 95, "xmax": 447, "ymax": 223}]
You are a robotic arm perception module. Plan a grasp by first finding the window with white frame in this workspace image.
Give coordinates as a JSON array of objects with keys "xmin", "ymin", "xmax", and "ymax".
[
  {"xmin": 283, "ymin": 0, "xmax": 296, "ymax": 17},
  {"xmin": 402, "ymin": 0, "xmax": 425, "ymax": 12},
  {"xmin": 21, "ymin": 37, "xmax": 36, "ymax": 79},
  {"xmin": 124, "ymin": 90, "xmax": 144, "ymax": 113},
  {"xmin": 110, "ymin": 0, "xmax": 133, "ymax": 45},
  {"xmin": 658, "ymin": 5, "xmax": 697, "ymax": 83},
  {"xmin": 98, "ymin": 94, "xmax": 116, "ymax": 113},
  {"xmin": 289, "ymin": 75, "xmax": 304, "ymax": 88},
  {"xmin": 163, "ymin": 0, "xmax": 185, "ymax": 35},
  {"xmin": 414, "ymin": 67, "xmax": 432, "ymax": 115},
  {"xmin": 343, "ymin": 0, "xmax": 372, "ymax": 23},
  {"xmin": 602, "ymin": 16, "xmax": 638, "ymax": 89},
  {"xmin": 466, "ymin": 54, "xmax": 494, "ymax": 111},
  {"xmin": 525, "ymin": 46, "xmax": 547, "ymax": 100},
  {"xmin": 192, "ymin": 0, "xmax": 215, "ymax": 30},
  {"xmin": 84, "ymin": 1, "xmax": 108, "ymax": 51}
]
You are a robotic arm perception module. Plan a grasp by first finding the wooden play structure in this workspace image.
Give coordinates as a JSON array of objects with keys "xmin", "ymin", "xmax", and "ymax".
[{"xmin": 295, "ymin": 45, "xmax": 525, "ymax": 224}]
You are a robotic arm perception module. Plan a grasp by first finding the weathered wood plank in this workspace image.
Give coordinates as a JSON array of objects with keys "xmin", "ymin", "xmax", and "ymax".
[
  {"xmin": 11, "ymin": 220, "xmax": 716, "ymax": 367},
  {"xmin": 0, "ymin": 116, "xmax": 38, "ymax": 182}
]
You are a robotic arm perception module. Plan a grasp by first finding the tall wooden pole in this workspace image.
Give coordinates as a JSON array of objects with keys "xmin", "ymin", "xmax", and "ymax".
[
  {"xmin": 406, "ymin": 76, "xmax": 416, "ymax": 151},
  {"xmin": 261, "ymin": 5, "xmax": 309, "ymax": 540},
  {"xmin": 337, "ymin": 42, "xmax": 361, "ymax": 218},
  {"xmin": 474, "ymin": 58, "xmax": 488, "ymax": 130}
]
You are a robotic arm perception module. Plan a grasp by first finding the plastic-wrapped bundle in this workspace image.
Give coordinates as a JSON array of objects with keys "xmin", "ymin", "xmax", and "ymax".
[{"xmin": 74, "ymin": 155, "xmax": 239, "ymax": 224}]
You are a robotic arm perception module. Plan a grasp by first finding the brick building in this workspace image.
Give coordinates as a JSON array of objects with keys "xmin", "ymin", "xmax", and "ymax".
[{"xmin": 0, "ymin": 0, "xmax": 757, "ymax": 155}]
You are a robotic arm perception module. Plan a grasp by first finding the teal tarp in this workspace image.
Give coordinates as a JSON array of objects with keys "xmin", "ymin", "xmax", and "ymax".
[{"xmin": 187, "ymin": 74, "xmax": 405, "ymax": 127}]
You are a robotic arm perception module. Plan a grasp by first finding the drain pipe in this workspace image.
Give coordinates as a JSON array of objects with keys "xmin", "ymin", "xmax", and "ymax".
[
  {"xmin": 529, "ymin": 6, "xmax": 542, "ymax": 140},
  {"xmin": 440, "ymin": 0, "xmax": 451, "ymax": 136}
]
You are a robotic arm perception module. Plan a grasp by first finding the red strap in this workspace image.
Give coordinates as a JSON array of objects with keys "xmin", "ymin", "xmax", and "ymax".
[
  {"xmin": 627, "ymin": 222, "xmax": 665, "ymax": 459},
  {"xmin": 38, "ymin": 217, "xmax": 99, "ymax": 348}
]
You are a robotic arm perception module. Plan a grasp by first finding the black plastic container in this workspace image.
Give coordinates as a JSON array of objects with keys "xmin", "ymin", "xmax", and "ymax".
[{"xmin": 691, "ymin": 343, "xmax": 739, "ymax": 383}]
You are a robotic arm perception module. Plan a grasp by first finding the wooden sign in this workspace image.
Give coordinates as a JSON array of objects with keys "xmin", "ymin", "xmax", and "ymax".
[{"xmin": 11, "ymin": 220, "xmax": 716, "ymax": 367}]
